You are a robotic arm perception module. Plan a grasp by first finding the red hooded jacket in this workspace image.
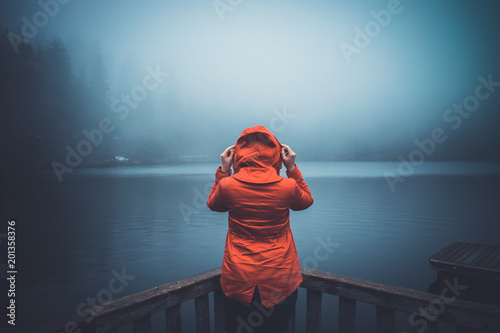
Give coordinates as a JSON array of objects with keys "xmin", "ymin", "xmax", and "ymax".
[{"xmin": 207, "ymin": 126, "xmax": 313, "ymax": 308}]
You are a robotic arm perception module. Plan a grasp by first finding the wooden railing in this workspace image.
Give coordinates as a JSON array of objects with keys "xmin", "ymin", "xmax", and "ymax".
[
  {"xmin": 50, "ymin": 267, "xmax": 500, "ymax": 333},
  {"xmin": 300, "ymin": 269, "xmax": 500, "ymax": 333}
]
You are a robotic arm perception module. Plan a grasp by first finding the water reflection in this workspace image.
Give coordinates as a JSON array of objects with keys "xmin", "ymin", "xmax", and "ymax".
[{"xmin": 3, "ymin": 161, "xmax": 500, "ymax": 330}]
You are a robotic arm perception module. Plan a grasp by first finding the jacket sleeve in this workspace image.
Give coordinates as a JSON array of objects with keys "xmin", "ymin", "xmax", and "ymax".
[
  {"xmin": 286, "ymin": 164, "xmax": 314, "ymax": 211},
  {"xmin": 206, "ymin": 166, "xmax": 232, "ymax": 212}
]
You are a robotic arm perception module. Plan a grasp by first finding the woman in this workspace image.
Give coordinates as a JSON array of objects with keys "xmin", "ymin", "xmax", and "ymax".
[{"xmin": 207, "ymin": 125, "xmax": 314, "ymax": 333}]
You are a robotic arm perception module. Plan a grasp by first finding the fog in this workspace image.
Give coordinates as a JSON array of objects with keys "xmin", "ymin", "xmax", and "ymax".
[{"xmin": 2, "ymin": 0, "xmax": 500, "ymax": 172}]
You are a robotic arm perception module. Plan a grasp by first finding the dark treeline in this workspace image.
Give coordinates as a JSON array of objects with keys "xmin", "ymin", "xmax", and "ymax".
[
  {"xmin": 2, "ymin": 32, "xmax": 104, "ymax": 167},
  {"xmin": 0, "ymin": 30, "xmax": 196, "ymax": 171}
]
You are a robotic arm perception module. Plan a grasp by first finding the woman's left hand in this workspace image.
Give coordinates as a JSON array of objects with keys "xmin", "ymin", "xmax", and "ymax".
[{"xmin": 220, "ymin": 145, "xmax": 235, "ymax": 172}]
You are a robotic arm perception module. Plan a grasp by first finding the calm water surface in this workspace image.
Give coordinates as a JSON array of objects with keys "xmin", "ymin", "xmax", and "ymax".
[{"xmin": 3, "ymin": 161, "xmax": 500, "ymax": 332}]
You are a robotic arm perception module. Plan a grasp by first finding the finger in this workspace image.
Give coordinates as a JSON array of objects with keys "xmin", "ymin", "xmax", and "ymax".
[
  {"xmin": 280, "ymin": 147, "xmax": 286, "ymax": 156},
  {"xmin": 282, "ymin": 144, "xmax": 294, "ymax": 155},
  {"xmin": 222, "ymin": 145, "xmax": 235, "ymax": 156}
]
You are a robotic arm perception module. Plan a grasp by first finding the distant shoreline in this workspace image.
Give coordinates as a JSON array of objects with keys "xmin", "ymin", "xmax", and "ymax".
[{"xmin": 2, "ymin": 158, "xmax": 500, "ymax": 171}]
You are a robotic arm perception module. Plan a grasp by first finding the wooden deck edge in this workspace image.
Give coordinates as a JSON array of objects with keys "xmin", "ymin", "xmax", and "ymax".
[
  {"xmin": 429, "ymin": 258, "xmax": 500, "ymax": 280},
  {"xmin": 429, "ymin": 242, "xmax": 462, "ymax": 261},
  {"xmin": 429, "ymin": 241, "xmax": 500, "ymax": 268},
  {"xmin": 429, "ymin": 257, "xmax": 500, "ymax": 272},
  {"xmin": 49, "ymin": 267, "xmax": 500, "ymax": 332},
  {"xmin": 301, "ymin": 268, "xmax": 500, "ymax": 329},
  {"xmin": 87, "ymin": 267, "xmax": 222, "ymax": 318}
]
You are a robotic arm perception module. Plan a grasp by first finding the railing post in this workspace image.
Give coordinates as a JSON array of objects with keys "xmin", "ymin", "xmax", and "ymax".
[
  {"xmin": 195, "ymin": 293, "xmax": 211, "ymax": 333},
  {"xmin": 133, "ymin": 315, "xmax": 151, "ymax": 333},
  {"xmin": 214, "ymin": 288, "xmax": 225, "ymax": 333},
  {"xmin": 338, "ymin": 297, "xmax": 356, "ymax": 333},
  {"xmin": 166, "ymin": 304, "xmax": 182, "ymax": 333},
  {"xmin": 288, "ymin": 302, "xmax": 296, "ymax": 333},
  {"xmin": 306, "ymin": 289, "xmax": 322, "ymax": 333},
  {"xmin": 376, "ymin": 306, "xmax": 395, "ymax": 333}
]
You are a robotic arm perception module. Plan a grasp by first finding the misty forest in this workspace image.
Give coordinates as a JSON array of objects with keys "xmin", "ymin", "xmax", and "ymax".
[{"xmin": 1, "ymin": 33, "xmax": 206, "ymax": 170}]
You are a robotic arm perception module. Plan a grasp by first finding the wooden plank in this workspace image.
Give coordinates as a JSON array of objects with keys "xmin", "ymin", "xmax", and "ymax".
[
  {"xmin": 302, "ymin": 268, "xmax": 437, "ymax": 314},
  {"xmin": 430, "ymin": 242, "xmax": 500, "ymax": 279},
  {"xmin": 439, "ymin": 242, "xmax": 469, "ymax": 261},
  {"xmin": 432, "ymin": 262, "xmax": 500, "ymax": 281},
  {"xmin": 195, "ymin": 293, "xmax": 211, "ymax": 333},
  {"xmin": 487, "ymin": 250, "xmax": 500, "ymax": 268},
  {"xmin": 481, "ymin": 247, "xmax": 500, "ymax": 267},
  {"xmin": 447, "ymin": 243, "xmax": 476, "ymax": 263},
  {"xmin": 338, "ymin": 297, "xmax": 356, "ymax": 333},
  {"xmin": 133, "ymin": 315, "xmax": 151, "ymax": 333},
  {"xmin": 166, "ymin": 304, "xmax": 182, "ymax": 333},
  {"xmin": 213, "ymin": 288, "xmax": 225, "ymax": 333},
  {"xmin": 432, "ymin": 242, "xmax": 463, "ymax": 261},
  {"xmin": 300, "ymin": 268, "xmax": 500, "ymax": 330},
  {"xmin": 470, "ymin": 246, "xmax": 496, "ymax": 266},
  {"xmin": 454, "ymin": 244, "xmax": 481, "ymax": 265},
  {"xmin": 89, "ymin": 267, "xmax": 221, "ymax": 332},
  {"xmin": 461, "ymin": 244, "xmax": 487, "ymax": 265},
  {"xmin": 435, "ymin": 261, "xmax": 500, "ymax": 280},
  {"xmin": 376, "ymin": 306, "xmax": 395, "ymax": 333},
  {"xmin": 478, "ymin": 247, "xmax": 500, "ymax": 267},
  {"xmin": 306, "ymin": 289, "xmax": 322, "ymax": 333}
]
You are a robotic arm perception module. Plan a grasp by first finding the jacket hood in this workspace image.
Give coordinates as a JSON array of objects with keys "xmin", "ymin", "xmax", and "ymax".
[{"xmin": 232, "ymin": 125, "xmax": 283, "ymax": 184}]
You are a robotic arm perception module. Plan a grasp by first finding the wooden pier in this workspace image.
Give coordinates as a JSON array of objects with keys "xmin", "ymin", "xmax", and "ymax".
[
  {"xmin": 429, "ymin": 241, "xmax": 500, "ymax": 280},
  {"xmin": 50, "ymin": 266, "xmax": 500, "ymax": 333},
  {"xmin": 428, "ymin": 241, "xmax": 500, "ymax": 308}
]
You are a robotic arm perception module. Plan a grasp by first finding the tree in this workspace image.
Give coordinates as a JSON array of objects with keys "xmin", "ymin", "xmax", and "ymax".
[
  {"xmin": 42, "ymin": 38, "xmax": 78, "ymax": 142},
  {"xmin": 89, "ymin": 54, "xmax": 110, "ymax": 121},
  {"xmin": 0, "ymin": 29, "xmax": 41, "ymax": 165}
]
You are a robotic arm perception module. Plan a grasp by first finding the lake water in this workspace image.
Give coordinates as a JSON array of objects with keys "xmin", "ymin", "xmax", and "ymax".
[{"xmin": 2, "ymin": 161, "xmax": 500, "ymax": 332}]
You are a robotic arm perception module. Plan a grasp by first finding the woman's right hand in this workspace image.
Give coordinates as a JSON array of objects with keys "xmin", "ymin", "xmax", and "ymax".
[
  {"xmin": 281, "ymin": 144, "xmax": 296, "ymax": 172},
  {"xmin": 220, "ymin": 145, "xmax": 235, "ymax": 172}
]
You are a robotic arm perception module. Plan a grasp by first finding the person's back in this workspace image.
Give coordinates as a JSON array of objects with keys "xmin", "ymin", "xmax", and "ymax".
[{"xmin": 207, "ymin": 125, "xmax": 313, "ymax": 333}]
